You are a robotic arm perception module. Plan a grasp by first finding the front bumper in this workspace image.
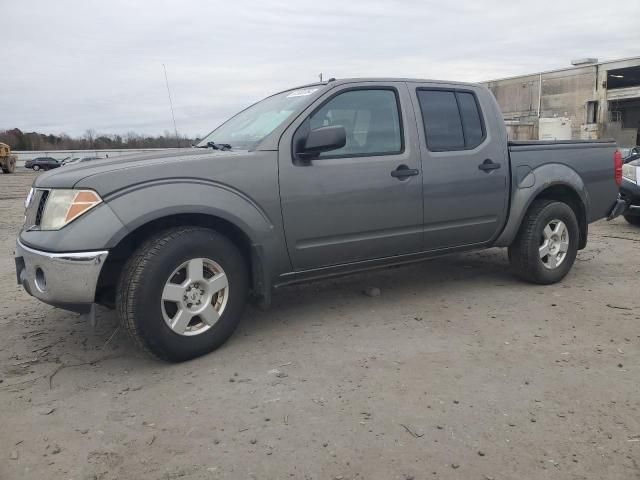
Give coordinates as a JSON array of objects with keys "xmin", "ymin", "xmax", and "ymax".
[
  {"xmin": 15, "ymin": 240, "xmax": 108, "ymax": 313},
  {"xmin": 615, "ymin": 177, "xmax": 640, "ymax": 218}
]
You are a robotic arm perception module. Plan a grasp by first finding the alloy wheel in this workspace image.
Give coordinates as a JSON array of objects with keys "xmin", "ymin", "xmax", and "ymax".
[{"xmin": 160, "ymin": 257, "xmax": 229, "ymax": 336}]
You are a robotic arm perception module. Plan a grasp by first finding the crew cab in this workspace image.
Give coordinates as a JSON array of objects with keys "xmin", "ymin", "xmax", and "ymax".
[{"xmin": 15, "ymin": 78, "xmax": 622, "ymax": 361}]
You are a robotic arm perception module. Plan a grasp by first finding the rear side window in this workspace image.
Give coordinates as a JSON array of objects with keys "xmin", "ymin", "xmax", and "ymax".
[
  {"xmin": 457, "ymin": 92, "xmax": 484, "ymax": 148},
  {"xmin": 417, "ymin": 89, "xmax": 485, "ymax": 151}
]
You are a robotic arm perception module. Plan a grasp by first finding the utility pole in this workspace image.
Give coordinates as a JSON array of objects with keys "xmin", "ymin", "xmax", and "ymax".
[
  {"xmin": 319, "ymin": 73, "xmax": 323, "ymax": 82},
  {"xmin": 163, "ymin": 64, "xmax": 180, "ymax": 148}
]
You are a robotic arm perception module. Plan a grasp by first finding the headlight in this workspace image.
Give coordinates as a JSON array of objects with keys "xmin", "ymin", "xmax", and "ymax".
[
  {"xmin": 25, "ymin": 188, "xmax": 34, "ymax": 209},
  {"xmin": 40, "ymin": 189, "xmax": 102, "ymax": 230},
  {"xmin": 622, "ymin": 164, "xmax": 637, "ymax": 184}
]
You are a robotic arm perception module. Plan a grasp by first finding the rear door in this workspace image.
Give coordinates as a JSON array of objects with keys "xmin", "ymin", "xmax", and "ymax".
[
  {"xmin": 278, "ymin": 82, "xmax": 423, "ymax": 270},
  {"xmin": 410, "ymin": 84, "xmax": 509, "ymax": 250}
]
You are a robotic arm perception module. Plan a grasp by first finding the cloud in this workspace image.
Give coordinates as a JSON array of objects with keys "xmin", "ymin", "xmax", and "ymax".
[{"xmin": 2, "ymin": 0, "xmax": 639, "ymax": 135}]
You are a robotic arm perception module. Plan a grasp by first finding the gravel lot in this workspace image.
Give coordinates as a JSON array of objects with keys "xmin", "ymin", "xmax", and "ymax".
[{"xmin": 1, "ymin": 170, "xmax": 639, "ymax": 480}]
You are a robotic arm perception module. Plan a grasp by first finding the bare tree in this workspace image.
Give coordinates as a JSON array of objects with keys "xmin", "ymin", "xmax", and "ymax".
[{"xmin": 83, "ymin": 129, "xmax": 96, "ymax": 148}]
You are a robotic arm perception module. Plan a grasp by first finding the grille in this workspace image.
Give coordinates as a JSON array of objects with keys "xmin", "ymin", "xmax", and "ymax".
[{"xmin": 24, "ymin": 189, "xmax": 49, "ymax": 229}]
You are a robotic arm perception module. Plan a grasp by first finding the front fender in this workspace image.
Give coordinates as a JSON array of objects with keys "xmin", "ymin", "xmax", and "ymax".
[
  {"xmin": 103, "ymin": 179, "xmax": 276, "ymax": 249},
  {"xmin": 104, "ymin": 180, "xmax": 289, "ymax": 302},
  {"xmin": 493, "ymin": 163, "xmax": 589, "ymax": 247}
]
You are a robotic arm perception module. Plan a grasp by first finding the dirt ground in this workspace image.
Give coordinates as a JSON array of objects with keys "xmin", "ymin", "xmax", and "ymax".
[{"xmin": 1, "ymin": 170, "xmax": 639, "ymax": 480}]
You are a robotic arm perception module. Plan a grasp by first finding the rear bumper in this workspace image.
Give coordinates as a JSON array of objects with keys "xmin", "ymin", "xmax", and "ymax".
[{"xmin": 15, "ymin": 240, "xmax": 108, "ymax": 313}]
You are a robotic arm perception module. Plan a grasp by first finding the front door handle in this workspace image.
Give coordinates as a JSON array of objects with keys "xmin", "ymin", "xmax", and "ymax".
[
  {"xmin": 478, "ymin": 159, "xmax": 501, "ymax": 172},
  {"xmin": 391, "ymin": 165, "xmax": 419, "ymax": 179}
]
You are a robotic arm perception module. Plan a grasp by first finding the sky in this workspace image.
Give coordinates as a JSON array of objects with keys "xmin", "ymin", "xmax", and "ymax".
[{"xmin": 1, "ymin": 0, "xmax": 639, "ymax": 137}]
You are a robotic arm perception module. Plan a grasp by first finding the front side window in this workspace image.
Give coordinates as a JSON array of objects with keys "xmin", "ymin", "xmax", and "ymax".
[
  {"xmin": 417, "ymin": 89, "xmax": 485, "ymax": 151},
  {"xmin": 308, "ymin": 89, "xmax": 403, "ymax": 157}
]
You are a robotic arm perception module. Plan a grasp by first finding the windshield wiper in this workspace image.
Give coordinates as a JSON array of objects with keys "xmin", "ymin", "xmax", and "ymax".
[{"xmin": 197, "ymin": 141, "xmax": 232, "ymax": 151}]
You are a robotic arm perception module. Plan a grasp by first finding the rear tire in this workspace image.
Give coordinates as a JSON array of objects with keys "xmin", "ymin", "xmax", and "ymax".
[
  {"xmin": 117, "ymin": 226, "xmax": 249, "ymax": 362},
  {"xmin": 624, "ymin": 214, "xmax": 640, "ymax": 226},
  {"xmin": 508, "ymin": 200, "xmax": 579, "ymax": 284}
]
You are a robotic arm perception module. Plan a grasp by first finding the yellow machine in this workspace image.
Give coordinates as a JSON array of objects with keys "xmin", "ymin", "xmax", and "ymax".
[{"xmin": 0, "ymin": 142, "xmax": 17, "ymax": 173}]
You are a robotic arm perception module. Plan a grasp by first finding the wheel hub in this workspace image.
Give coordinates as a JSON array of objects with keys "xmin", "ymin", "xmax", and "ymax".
[{"xmin": 184, "ymin": 283, "xmax": 205, "ymax": 307}]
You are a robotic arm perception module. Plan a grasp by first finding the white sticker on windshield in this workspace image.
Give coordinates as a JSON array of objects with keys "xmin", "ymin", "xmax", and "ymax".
[{"xmin": 287, "ymin": 88, "xmax": 319, "ymax": 98}]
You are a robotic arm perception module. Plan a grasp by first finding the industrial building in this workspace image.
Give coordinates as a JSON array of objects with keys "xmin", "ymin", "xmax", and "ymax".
[{"xmin": 483, "ymin": 56, "xmax": 640, "ymax": 147}]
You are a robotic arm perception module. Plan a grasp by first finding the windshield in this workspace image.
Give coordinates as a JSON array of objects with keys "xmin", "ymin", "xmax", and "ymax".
[{"xmin": 197, "ymin": 86, "xmax": 323, "ymax": 150}]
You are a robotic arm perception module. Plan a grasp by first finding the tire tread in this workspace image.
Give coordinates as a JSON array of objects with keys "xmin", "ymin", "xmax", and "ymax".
[
  {"xmin": 624, "ymin": 214, "xmax": 640, "ymax": 226},
  {"xmin": 509, "ymin": 199, "xmax": 577, "ymax": 284},
  {"xmin": 116, "ymin": 226, "xmax": 217, "ymax": 361}
]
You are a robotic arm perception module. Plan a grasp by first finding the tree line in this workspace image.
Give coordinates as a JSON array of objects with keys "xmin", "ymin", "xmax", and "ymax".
[{"xmin": 0, "ymin": 128, "xmax": 200, "ymax": 151}]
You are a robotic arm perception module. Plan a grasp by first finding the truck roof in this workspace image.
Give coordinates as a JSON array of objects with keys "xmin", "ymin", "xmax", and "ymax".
[
  {"xmin": 282, "ymin": 77, "xmax": 481, "ymax": 94},
  {"xmin": 327, "ymin": 77, "xmax": 480, "ymax": 86}
]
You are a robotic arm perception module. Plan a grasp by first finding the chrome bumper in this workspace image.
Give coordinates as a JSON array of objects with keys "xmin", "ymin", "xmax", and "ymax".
[{"xmin": 15, "ymin": 240, "xmax": 108, "ymax": 310}]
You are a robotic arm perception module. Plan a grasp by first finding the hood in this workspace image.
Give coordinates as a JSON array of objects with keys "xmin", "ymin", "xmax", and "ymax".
[{"xmin": 34, "ymin": 148, "xmax": 251, "ymax": 193}]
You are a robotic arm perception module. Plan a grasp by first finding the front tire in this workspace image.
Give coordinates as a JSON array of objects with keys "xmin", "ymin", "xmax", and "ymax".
[
  {"xmin": 2, "ymin": 159, "xmax": 15, "ymax": 174},
  {"xmin": 624, "ymin": 214, "xmax": 640, "ymax": 226},
  {"xmin": 508, "ymin": 200, "xmax": 579, "ymax": 284},
  {"xmin": 32, "ymin": 165, "xmax": 40, "ymax": 171},
  {"xmin": 117, "ymin": 227, "xmax": 249, "ymax": 362}
]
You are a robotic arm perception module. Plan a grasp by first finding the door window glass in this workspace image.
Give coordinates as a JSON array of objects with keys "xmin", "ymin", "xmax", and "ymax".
[
  {"xmin": 457, "ymin": 92, "xmax": 484, "ymax": 148},
  {"xmin": 417, "ymin": 89, "xmax": 485, "ymax": 151},
  {"xmin": 417, "ymin": 90, "xmax": 464, "ymax": 151},
  {"xmin": 308, "ymin": 89, "xmax": 402, "ymax": 157}
]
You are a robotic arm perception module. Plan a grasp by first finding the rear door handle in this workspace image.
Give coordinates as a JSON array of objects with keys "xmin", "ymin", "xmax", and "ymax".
[
  {"xmin": 391, "ymin": 165, "xmax": 419, "ymax": 179},
  {"xmin": 478, "ymin": 159, "xmax": 501, "ymax": 172}
]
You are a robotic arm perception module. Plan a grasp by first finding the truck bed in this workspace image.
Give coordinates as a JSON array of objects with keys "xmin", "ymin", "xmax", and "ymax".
[
  {"xmin": 507, "ymin": 138, "xmax": 618, "ymax": 223},
  {"xmin": 508, "ymin": 139, "xmax": 615, "ymax": 146}
]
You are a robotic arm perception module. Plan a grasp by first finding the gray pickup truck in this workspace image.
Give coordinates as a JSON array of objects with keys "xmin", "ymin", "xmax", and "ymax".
[{"xmin": 15, "ymin": 78, "xmax": 623, "ymax": 361}]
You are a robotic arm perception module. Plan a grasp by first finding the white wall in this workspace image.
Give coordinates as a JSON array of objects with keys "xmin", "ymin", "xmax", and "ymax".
[{"xmin": 13, "ymin": 148, "xmax": 181, "ymax": 167}]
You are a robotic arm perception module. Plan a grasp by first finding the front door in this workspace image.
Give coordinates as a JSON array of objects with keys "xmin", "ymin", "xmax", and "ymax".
[
  {"xmin": 278, "ymin": 82, "xmax": 423, "ymax": 270},
  {"xmin": 410, "ymin": 84, "xmax": 509, "ymax": 250}
]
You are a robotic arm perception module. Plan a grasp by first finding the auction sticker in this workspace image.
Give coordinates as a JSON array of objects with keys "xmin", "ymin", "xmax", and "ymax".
[{"xmin": 287, "ymin": 88, "xmax": 319, "ymax": 98}]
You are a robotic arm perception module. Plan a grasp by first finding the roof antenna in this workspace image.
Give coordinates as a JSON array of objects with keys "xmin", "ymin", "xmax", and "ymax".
[{"xmin": 163, "ymin": 63, "xmax": 180, "ymax": 148}]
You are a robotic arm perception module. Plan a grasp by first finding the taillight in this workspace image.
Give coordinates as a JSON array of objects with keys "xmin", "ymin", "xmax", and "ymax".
[{"xmin": 614, "ymin": 150, "xmax": 623, "ymax": 186}]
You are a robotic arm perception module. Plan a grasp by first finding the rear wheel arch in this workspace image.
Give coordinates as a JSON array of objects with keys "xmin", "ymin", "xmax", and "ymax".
[{"xmin": 533, "ymin": 184, "xmax": 588, "ymax": 249}]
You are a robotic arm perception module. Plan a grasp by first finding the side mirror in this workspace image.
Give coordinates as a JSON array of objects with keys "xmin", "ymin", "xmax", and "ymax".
[{"xmin": 299, "ymin": 125, "xmax": 346, "ymax": 159}]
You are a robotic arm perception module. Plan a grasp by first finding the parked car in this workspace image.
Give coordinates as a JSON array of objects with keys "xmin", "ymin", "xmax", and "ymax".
[
  {"xmin": 62, "ymin": 156, "xmax": 102, "ymax": 166},
  {"xmin": 618, "ymin": 146, "xmax": 639, "ymax": 158},
  {"xmin": 619, "ymin": 154, "xmax": 640, "ymax": 226},
  {"xmin": 15, "ymin": 78, "xmax": 622, "ymax": 361},
  {"xmin": 24, "ymin": 157, "xmax": 61, "ymax": 171},
  {"xmin": 61, "ymin": 157, "xmax": 81, "ymax": 166}
]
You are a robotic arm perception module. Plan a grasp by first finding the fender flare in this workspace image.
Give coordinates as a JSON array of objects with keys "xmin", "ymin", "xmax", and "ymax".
[
  {"xmin": 103, "ymin": 178, "xmax": 273, "ymax": 246},
  {"xmin": 101, "ymin": 179, "xmax": 285, "ymax": 301},
  {"xmin": 494, "ymin": 163, "xmax": 590, "ymax": 247}
]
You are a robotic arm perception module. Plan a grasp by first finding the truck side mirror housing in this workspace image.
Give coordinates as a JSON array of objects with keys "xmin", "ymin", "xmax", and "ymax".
[{"xmin": 298, "ymin": 126, "xmax": 346, "ymax": 160}]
